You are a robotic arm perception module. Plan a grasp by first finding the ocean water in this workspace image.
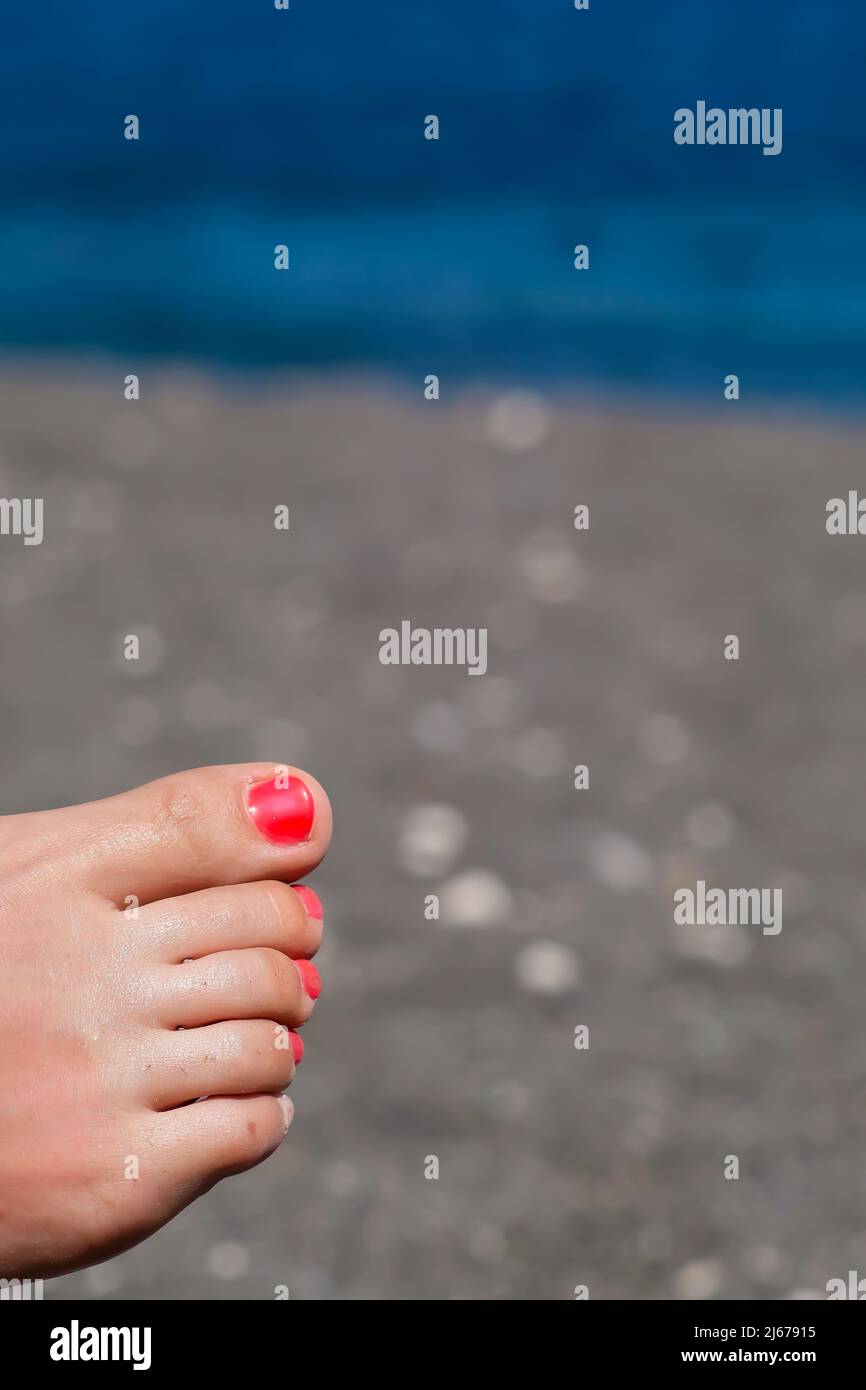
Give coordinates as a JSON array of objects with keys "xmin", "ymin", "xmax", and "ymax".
[{"xmin": 0, "ymin": 1, "xmax": 864, "ymax": 405}]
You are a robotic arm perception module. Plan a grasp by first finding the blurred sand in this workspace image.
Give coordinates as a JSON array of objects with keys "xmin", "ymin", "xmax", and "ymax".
[{"xmin": 2, "ymin": 368, "xmax": 866, "ymax": 1300}]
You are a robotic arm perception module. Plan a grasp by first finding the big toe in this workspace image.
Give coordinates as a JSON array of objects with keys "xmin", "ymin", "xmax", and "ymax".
[{"xmin": 14, "ymin": 762, "xmax": 333, "ymax": 905}]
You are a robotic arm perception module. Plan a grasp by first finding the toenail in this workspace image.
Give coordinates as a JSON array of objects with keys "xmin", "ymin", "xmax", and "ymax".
[
  {"xmin": 246, "ymin": 773, "xmax": 315, "ymax": 846},
  {"xmin": 293, "ymin": 958, "xmax": 321, "ymax": 1001},
  {"xmin": 278, "ymin": 1094, "xmax": 295, "ymax": 1134},
  {"xmin": 291, "ymin": 884, "xmax": 324, "ymax": 920},
  {"xmin": 289, "ymin": 1030, "xmax": 304, "ymax": 1064}
]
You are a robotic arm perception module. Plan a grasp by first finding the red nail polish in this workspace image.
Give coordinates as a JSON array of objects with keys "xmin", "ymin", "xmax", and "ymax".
[
  {"xmin": 290, "ymin": 1030, "xmax": 304, "ymax": 1064},
  {"xmin": 293, "ymin": 958, "xmax": 321, "ymax": 1001},
  {"xmin": 247, "ymin": 775, "xmax": 315, "ymax": 846},
  {"xmin": 291, "ymin": 884, "xmax": 323, "ymax": 920}
]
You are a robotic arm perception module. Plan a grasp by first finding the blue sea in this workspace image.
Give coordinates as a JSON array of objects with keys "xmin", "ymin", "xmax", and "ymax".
[{"xmin": 0, "ymin": 1, "xmax": 864, "ymax": 406}]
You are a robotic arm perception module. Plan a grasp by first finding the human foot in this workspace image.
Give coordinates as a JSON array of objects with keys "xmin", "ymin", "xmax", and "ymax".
[{"xmin": 0, "ymin": 761, "xmax": 331, "ymax": 1279}]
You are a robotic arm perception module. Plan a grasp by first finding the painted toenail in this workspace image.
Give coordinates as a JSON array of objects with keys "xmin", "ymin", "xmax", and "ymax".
[
  {"xmin": 278, "ymin": 1094, "xmax": 295, "ymax": 1134},
  {"xmin": 291, "ymin": 884, "xmax": 323, "ymax": 920},
  {"xmin": 246, "ymin": 773, "xmax": 315, "ymax": 845},
  {"xmin": 289, "ymin": 1030, "xmax": 304, "ymax": 1064},
  {"xmin": 293, "ymin": 958, "xmax": 321, "ymax": 1001}
]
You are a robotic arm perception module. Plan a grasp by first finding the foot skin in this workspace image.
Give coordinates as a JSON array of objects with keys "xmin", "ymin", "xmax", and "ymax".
[{"xmin": 0, "ymin": 762, "xmax": 332, "ymax": 1279}]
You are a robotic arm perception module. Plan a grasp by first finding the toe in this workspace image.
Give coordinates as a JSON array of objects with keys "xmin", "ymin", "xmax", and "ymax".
[
  {"xmin": 156, "ymin": 947, "xmax": 317, "ymax": 1030},
  {"xmin": 141, "ymin": 1019, "xmax": 300, "ymax": 1109},
  {"xmin": 49, "ymin": 762, "xmax": 333, "ymax": 905},
  {"xmin": 158, "ymin": 1093, "xmax": 293, "ymax": 1190},
  {"xmin": 142, "ymin": 880, "xmax": 323, "ymax": 964}
]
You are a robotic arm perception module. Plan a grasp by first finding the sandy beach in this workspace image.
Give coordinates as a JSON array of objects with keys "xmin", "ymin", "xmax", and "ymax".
[{"xmin": 2, "ymin": 367, "xmax": 865, "ymax": 1299}]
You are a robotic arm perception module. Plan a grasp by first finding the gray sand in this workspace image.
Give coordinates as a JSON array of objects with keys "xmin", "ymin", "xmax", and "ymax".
[{"xmin": 2, "ymin": 370, "xmax": 864, "ymax": 1300}]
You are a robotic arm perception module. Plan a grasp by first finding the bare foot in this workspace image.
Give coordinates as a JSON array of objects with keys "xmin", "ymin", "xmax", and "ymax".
[{"xmin": 0, "ymin": 761, "xmax": 331, "ymax": 1278}]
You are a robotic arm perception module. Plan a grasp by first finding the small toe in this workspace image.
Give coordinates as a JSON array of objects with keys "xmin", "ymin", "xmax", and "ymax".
[{"xmin": 158, "ymin": 1093, "xmax": 293, "ymax": 1190}]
